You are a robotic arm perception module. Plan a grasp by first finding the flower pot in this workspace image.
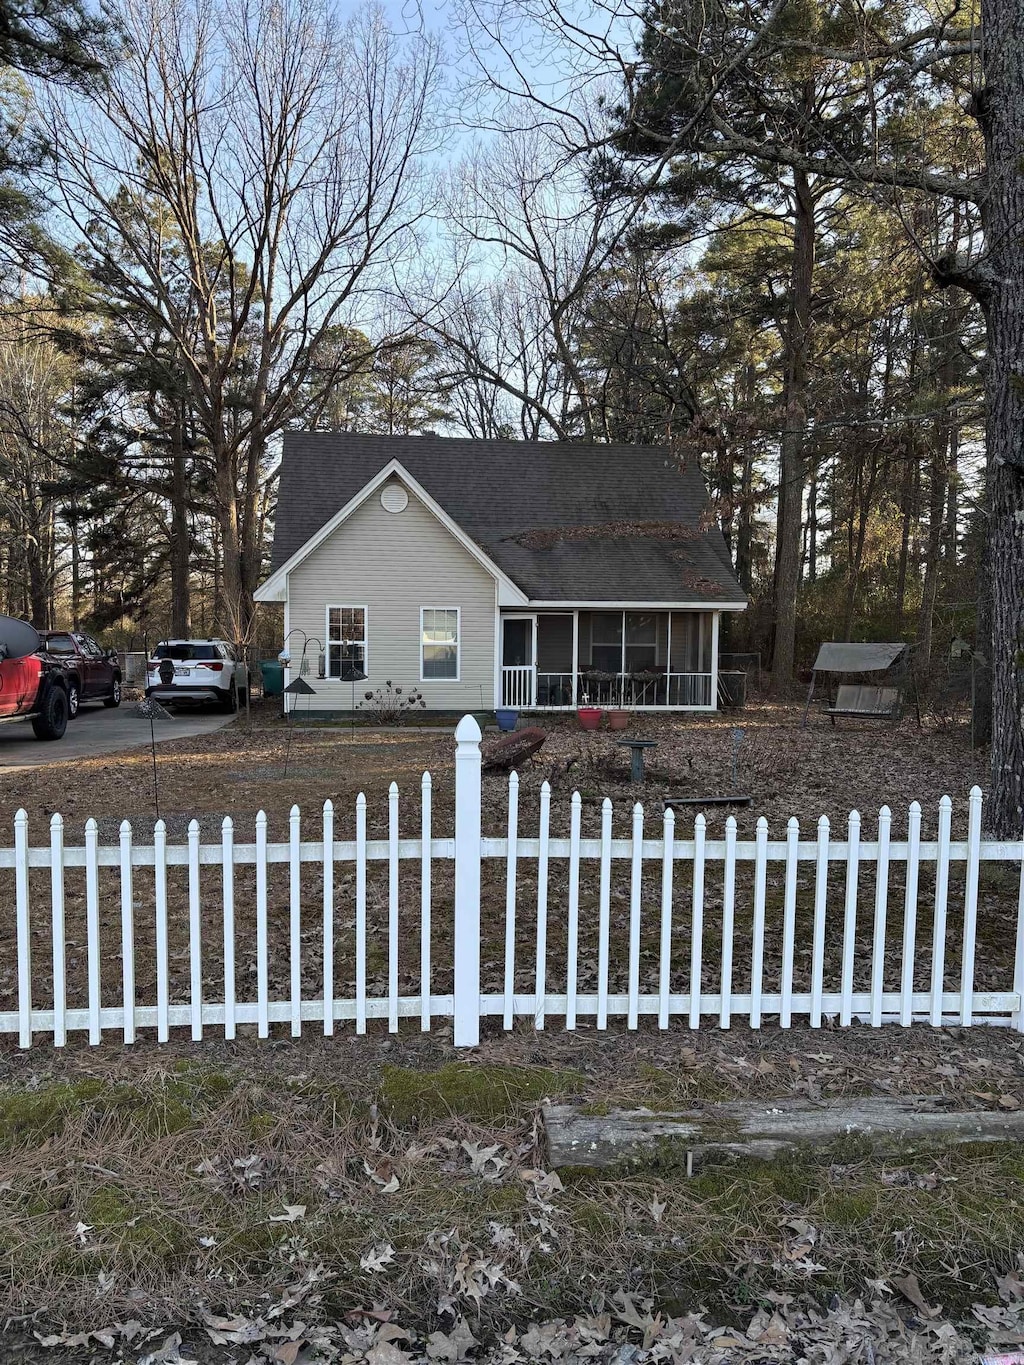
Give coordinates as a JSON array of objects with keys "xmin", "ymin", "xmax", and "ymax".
[
  {"xmin": 577, "ymin": 707, "xmax": 603, "ymax": 731},
  {"xmin": 607, "ymin": 709, "xmax": 630, "ymax": 731},
  {"xmin": 495, "ymin": 708, "xmax": 519, "ymax": 732}
]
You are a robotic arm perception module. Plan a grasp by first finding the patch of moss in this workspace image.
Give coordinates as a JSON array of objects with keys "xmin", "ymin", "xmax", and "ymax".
[
  {"xmin": 0, "ymin": 1074, "xmax": 222, "ymax": 1150},
  {"xmin": 379, "ymin": 1063, "xmax": 583, "ymax": 1125},
  {"xmin": 0, "ymin": 1078, "xmax": 108, "ymax": 1148}
]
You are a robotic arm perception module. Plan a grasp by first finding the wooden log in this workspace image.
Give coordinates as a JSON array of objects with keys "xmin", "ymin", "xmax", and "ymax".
[
  {"xmin": 482, "ymin": 727, "xmax": 547, "ymax": 772},
  {"xmin": 542, "ymin": 1096, "xmax": 1024, "ymax": 1170}
]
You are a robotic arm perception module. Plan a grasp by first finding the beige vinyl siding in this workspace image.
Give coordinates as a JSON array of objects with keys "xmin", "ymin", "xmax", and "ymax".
[{"xmin": 287, "ymin": 481, "xmax": 496, "ymax": 711}]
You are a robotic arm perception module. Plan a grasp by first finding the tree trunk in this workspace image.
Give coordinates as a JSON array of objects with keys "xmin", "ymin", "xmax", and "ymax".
[
  {"xmin": 771, "ymin": 148, "xmax": 815, "ymax": 687},
  {"xmin": 169, "ymin": 411, "xmax": 192, "ymax": 639},
  {"xmin": 734, "ymin": 362, "xmax": 756, "ymax": 593},
  {"xmin": 975, "ymin": 0, "xmax": 1024, "ymax": 832}
]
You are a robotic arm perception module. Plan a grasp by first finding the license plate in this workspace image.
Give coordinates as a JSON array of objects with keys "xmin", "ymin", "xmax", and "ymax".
[{"xmin": 174, "ymin": 667, "xmax": 190, "ymax": 676}]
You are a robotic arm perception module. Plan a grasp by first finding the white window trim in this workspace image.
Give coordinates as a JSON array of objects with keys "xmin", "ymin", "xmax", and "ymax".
[
  {"xmin": 420, "ymin": 606, "xmax": 461, "ymax": 683},
  {"xmin": 325, "ymin": 603, "xmax": 369, "ymax": 680}
]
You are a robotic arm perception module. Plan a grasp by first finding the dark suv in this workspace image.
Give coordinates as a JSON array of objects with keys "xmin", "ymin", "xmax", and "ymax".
[{"xmin": 37, "ymin": 631, "xmax": 122, "ymax": 719}]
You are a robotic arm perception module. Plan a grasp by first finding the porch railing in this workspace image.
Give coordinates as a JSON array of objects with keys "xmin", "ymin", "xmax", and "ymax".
[
  {"xmin": 502, "ymin": 669, "xmax": 715, "ymax": 709},
  {"xmin": 501, "ymin": 665, "xmax": 534, "ymax": 708}
]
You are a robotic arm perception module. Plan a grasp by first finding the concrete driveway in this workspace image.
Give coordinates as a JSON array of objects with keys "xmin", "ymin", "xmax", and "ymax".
[{"xmin": 0, "ymin": 703, "xmax": 235, "ymax": 773}]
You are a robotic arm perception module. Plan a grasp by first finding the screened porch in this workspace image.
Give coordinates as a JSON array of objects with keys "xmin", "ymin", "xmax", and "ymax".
[{"xmin": 500, "ymin": 610, "xmax": 717, "ymax": 710}]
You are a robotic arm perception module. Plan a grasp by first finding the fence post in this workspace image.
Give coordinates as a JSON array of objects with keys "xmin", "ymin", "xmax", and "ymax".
[{"xmin": 453, "ymin": 714, "xmax": 483, "ymax": 1047}]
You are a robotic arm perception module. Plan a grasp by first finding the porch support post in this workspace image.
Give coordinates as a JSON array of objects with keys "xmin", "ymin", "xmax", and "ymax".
[
  {"xmin": 571, "ymin": 611, "xmax": 579, "ymax": 707},
  {"xmin": 493, "ymin": 592, "xmax": 501, "ymax": 708},
  {"xmin": 710, "ymin": 611, "xmax": 720, "ymax": 710},
  {"xmin": 666, "ymin": 611, "xmax": 673, "ymax": 707}
]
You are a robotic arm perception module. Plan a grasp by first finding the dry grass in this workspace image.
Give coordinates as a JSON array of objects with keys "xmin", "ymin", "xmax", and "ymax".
[{"xmin": 1, "ymin": 1034, "xmax": 1024, "ymax": 1335}]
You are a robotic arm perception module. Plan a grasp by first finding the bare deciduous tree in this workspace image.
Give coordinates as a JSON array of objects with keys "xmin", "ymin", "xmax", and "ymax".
[{"xmin": 43, "ymin": 0, "xmax": 443, "ymax": 635}]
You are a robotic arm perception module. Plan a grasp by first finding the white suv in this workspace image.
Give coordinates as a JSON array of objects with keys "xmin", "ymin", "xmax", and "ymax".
[{"xmin": 146, "ymin": 639, "xmax": 249, "ymax": 711}]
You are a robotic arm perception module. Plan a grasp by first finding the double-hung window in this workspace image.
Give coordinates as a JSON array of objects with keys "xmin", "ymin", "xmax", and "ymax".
[
  {"xmin": 421, "ymin": 608, "xmax": 459, "ymax": 680},
  {"xmin": 326, "ymin": 606, "xmax": 367, "ymax": 679}
]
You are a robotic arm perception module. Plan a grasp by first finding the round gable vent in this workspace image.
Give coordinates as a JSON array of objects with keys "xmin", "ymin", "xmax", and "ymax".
[{"xmin": 381, "ymin": 483, "xmax": 409, "ymax": 514}]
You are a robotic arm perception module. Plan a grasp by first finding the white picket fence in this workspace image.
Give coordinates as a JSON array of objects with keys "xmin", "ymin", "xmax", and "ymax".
[{"xmin": 2, "ymin": 716, "xmax": 1023, "ymax": 1049}]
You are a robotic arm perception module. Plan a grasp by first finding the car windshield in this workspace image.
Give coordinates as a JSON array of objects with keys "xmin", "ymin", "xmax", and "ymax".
[
  {"xmin": 154, "ymin": 643, "xmax": 219, "ymax": 661},
  {"xmin": 43, "ymin": 635, "xmax": 76, "ymax": 655}
]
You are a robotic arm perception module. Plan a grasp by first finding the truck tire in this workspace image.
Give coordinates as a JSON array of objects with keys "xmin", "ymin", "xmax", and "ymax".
[
  {"xmin": 66, "ymin": 677, "xmax": 81, "ymax": 719},
  {"xmin": 32, "ymin": 683, "xmax": 69, "ymax": 740},
  {"xmin": 104, "ymin": 675, "xmax": 122, "ymax": 708}
]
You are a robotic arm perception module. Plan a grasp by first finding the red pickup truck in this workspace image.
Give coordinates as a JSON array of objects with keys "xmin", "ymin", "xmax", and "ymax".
[{"xmin": 0, "ymin": 616, "xmax": 71, "ymax": 740}]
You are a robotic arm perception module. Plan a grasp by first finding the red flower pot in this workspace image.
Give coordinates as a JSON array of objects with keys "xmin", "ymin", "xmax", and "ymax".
[{"xmin": 577, "ymin": 707, "xmax": 603, "ymax": 731}]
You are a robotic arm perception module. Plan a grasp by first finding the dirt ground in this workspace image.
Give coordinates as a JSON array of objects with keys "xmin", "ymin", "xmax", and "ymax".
[{"xmin": 0, "ymin": 697, "xmax": 990, "ymax": 840}]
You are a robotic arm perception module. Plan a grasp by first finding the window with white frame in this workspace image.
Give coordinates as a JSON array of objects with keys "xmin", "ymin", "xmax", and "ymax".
[
  {"xmin": 421, "ymin": 608, "xmax": 459, "ymax": 680},
  {"xmin": 326, "ymin": 606, "xmax": 367, "ymax": 678}
]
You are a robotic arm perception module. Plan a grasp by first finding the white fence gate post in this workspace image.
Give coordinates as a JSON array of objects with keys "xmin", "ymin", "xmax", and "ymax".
[{"xmin": 453, "ymin": 714, "xmax": 483, "ymax": 1046}]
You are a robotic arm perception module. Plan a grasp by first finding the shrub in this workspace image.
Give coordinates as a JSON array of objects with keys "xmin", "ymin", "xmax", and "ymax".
[{"xmin": 358, "ymin": 680, "xmax": 427, "ymax": 724}]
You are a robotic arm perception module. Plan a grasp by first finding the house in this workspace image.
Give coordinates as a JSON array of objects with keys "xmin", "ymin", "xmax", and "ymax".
[{"xmin": 254, "ymin": 434, "xmax": 746, "ymax": 712}]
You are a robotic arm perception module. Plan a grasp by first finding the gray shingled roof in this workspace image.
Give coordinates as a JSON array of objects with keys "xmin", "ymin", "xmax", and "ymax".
[{"xmin": 268, "ymin": 433, "xmax": 746, "ymax": 606}]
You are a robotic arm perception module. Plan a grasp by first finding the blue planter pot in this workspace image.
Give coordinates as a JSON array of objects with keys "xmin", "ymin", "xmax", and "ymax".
[{"xmin": 495, "ymin": 708, "xmax": 519, "ymax": 732}]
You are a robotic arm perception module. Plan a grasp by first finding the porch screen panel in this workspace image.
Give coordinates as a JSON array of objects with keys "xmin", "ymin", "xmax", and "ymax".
[
  {"xmin": 536, "ymin": 615, "xmax": 573, "ymax": 672},
  {"xmin": 590, "ymin": 612, "xmax": 623, "ymax": 671},
  {"xmin": 669, "ymin": 612, "xmax": 710, "ymax": 672},
  {"xmin": 577, "ymin": 612, "xmax": 592, "ymax": 664},
  {"xmin": 624, "ymin": 612, "xmax": 657, "ymax": 670}
]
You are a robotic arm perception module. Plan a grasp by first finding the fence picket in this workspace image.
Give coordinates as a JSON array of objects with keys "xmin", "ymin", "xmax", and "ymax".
[
  {"xmin": 720, "ymin": 817, "xmax": 736, "ymax": 1029},
  {"xmin": 222, "ymin": 817, "xmax": 235, "ymax": 1041},
  {"xmin": 629, "ymin": 802, "xmax": 645, "ymax": 1030},
  {"xmin": 840, "ymin": 811, "xmax": 860, "ymax": 1027},
  {"xmin": 453, "ymin": 716, "xmax": 483, "ymax": 1047},
  {"xmin": 930, "ymin": 796, "xmax": 951, "ymax": 1027},
  {"xmin": 119, "ymin": 821, "xmax": 135, "ymax": 1045},
  {"xmin": 388, "ymin": 784, "xmax": 400, "ymax": 1034},
  {"xmin": 289, "ymin": 805, "xmax": 302, "ymax": 1038},
  {"xmin": 565, "ymin": 791, "xmax": 582, "ymax": 1030},
  {"xmin": 534, "ymin": 781, "xmax": 551, "ymax": 1029},
  {"xmin": 85, "ymin": 818, "xmax": 101, "ymax": 1046},
  {"xmin": 658, "ymin": 807, "xmax": 675, "ymax": 1029},
  {"xmin": 256, "ymin": 811, "xmax": 269, "ymax": 1039},
  {"xmin": 188, "ymin": 819, "xmax": 202, "ymax": 1041},
  {"xmin": 780, "ymin": 817, "xmax": 799, "ymax": 1028},
  {"xmin": 900, "ymin": 802, "xmax": 922, "ymax": 1027},
  {"xmin": 502, "ymin": 772, "xmax": 519, "ymax": 1030},
  {"xmin": 420, "ymin": 775, "xmax": 431, "ymax": 1033},
  {"xmin": 870, "ymin": 806, "xmax": 892, "ymax": 1027},
  {"xmin": 961, "ymin": 786, "xmax": 983, "ymax": 1026},
  {"xmin": 810, "ymin": 816, "xmax": 829, "ymax": 1028},
  {"xmin": 689, "ymin": 813, "xmax": 706, "ymax": 1029},
  {"xmin": 355, "ymin": 793, "xmax": 367, "ymax": 1035},
  {"xmin": 154, "ymin": 818, "xmax": 169, "ymax": 1043},
  {"xmin": 597, "ymin": 797, "xmax": 612, "ymax": 1030},
  {"xmin": 14, "ymin": 809, "xmax": 32, "ymax": 1049},
  {"xmin": 323, "ymin": 800, "xmax": 334, "ymax": 1036},
  {"xmin": 50, "ymin": 815, "xmax": 66, "ymax": 1047},
  {"xmin": 749, "ymin": 817, "xmax": 768, "ymax": 1029}
]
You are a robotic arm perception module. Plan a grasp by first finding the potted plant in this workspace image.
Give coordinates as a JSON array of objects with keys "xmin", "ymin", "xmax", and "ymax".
[
  {"xmin": 495, "ymin": 708, "xmax": 518, "ymax": 731},
  {"xmin": 577, "ymin": 706, "xmax": 603, "ymax": 731},
  {"xmin": 607, "ymin": 708, "xmax": 630, "ymax": 731}
]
